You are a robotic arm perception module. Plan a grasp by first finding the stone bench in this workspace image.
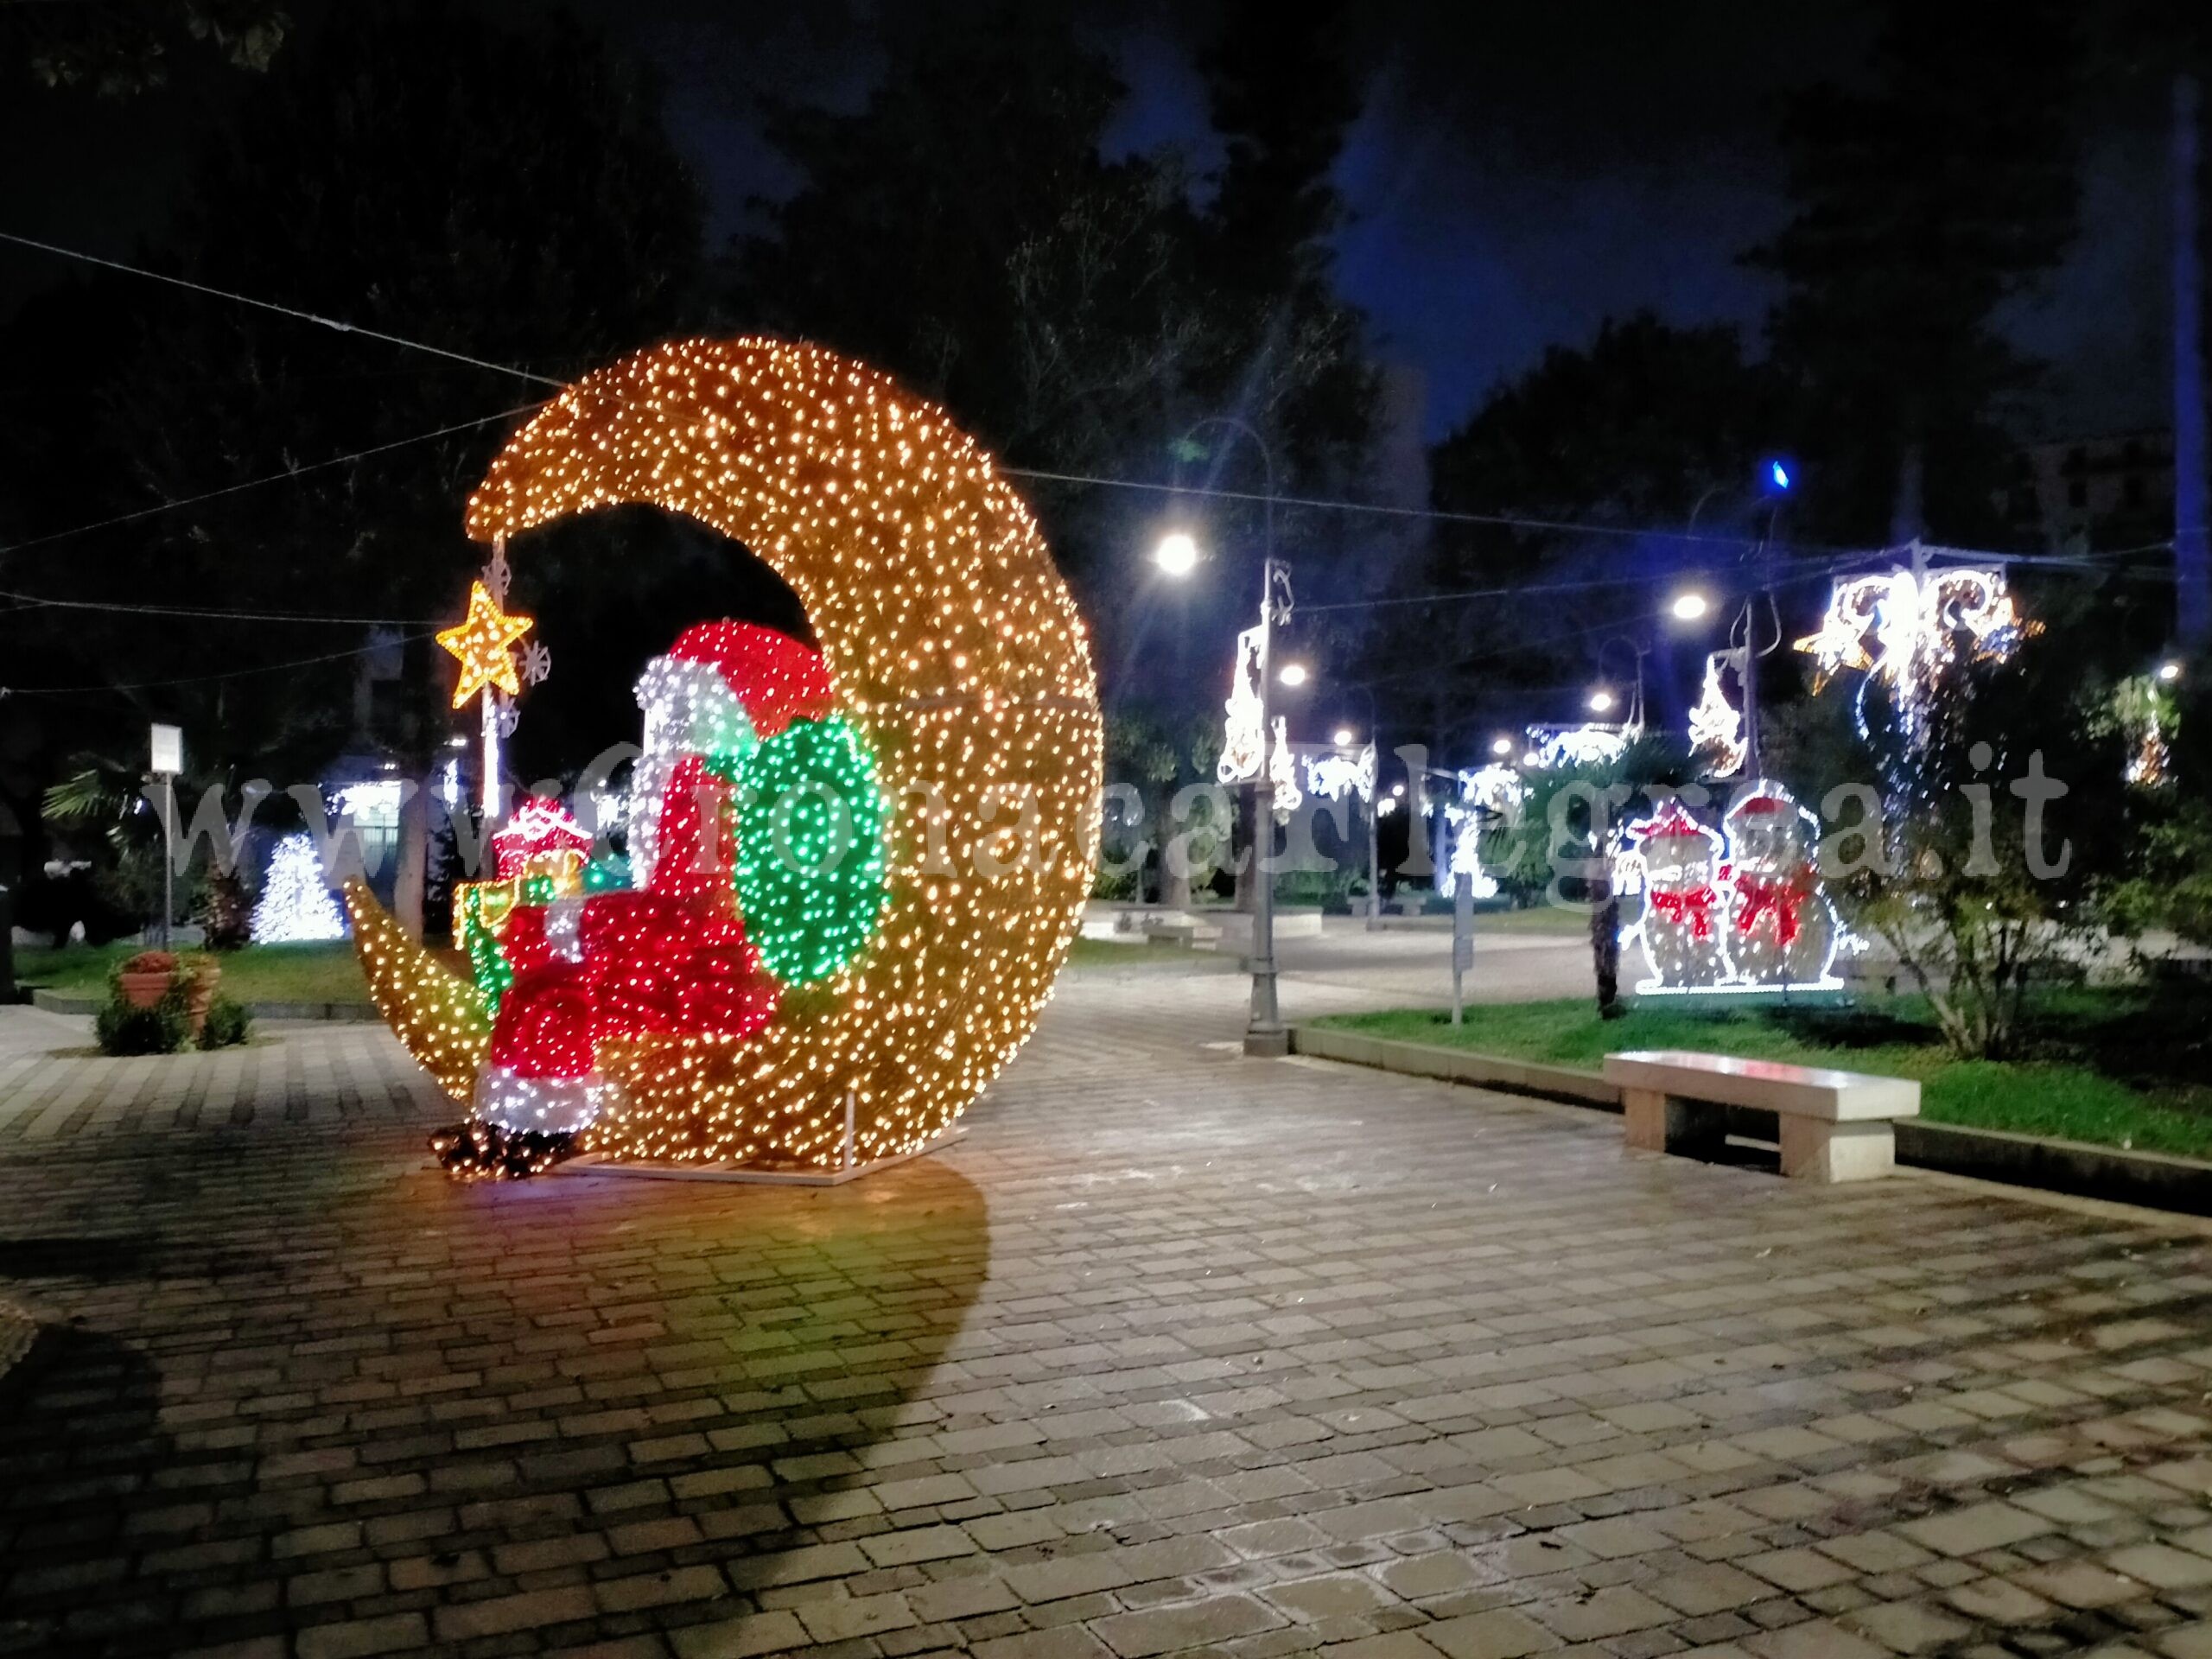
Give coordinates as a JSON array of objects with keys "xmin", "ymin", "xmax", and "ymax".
[{"xmin": 1602, "ymin": 1049, "xmax": 1921, "ymax": 1184}]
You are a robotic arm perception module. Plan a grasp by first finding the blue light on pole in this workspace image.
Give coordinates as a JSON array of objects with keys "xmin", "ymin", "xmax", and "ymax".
[{"xmin": 1764, "ymin": 458, "xmax": 1794, "ymax": 493}]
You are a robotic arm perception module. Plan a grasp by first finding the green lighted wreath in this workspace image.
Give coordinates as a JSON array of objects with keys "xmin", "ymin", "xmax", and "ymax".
[{"xmin": 733, "ymin": 715, "xmax": 891, "ymax": 984}]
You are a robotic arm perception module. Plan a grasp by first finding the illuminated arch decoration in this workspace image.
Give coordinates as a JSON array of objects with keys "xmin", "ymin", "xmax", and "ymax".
[{"xmin": 349, "ymin": 336, "xmax": 1102, "ymax": 1173}]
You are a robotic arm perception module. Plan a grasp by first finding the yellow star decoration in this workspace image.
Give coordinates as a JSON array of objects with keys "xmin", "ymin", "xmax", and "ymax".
[{"xmin": 437, "ymin": 580, "xmax": 533, "ymax": 709}]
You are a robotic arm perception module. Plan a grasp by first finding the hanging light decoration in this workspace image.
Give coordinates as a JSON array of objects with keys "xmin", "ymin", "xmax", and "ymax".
[
  {"xmin": 1303, "ymin": 742, "xmax": 1376, "ymax": 803},
  {"xmin": 1218, "ymin": 626, "xmax": 1266, "ymax": 785},
  {"xmin": 1688, "ymin": 650, "xmax": 1747, "ymax": 779},
  {"xmin": 1796, "ymin": 562, "xmax": 2033, "ymax": 744}
]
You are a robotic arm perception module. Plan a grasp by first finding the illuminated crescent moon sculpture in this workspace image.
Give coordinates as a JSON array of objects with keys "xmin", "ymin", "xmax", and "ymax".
[{"xmin": 351, "ymin": 337, "xmax": 1102, "ymax": 1172}]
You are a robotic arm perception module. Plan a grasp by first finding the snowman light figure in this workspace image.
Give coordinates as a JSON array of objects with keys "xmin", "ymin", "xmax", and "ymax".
[
  {"xmin": 1621, "ymin": 801, "xmax": 1728, "ymax": 991},
  {"xmin": 1720, "ymin": 783, "xmax": 1839, "ymax": 988}
]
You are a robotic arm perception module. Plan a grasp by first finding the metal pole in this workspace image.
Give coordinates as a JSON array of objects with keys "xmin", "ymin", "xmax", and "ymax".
[
  {"xmin": 1356, "ymin": 683, "xmax": 1381, "ymax": 931},
  {"xmin": 1740, "ymin": 495, "xmax": 1789, "ymax": 780},
  {"xmin": 159, "ymin": 775, "xmax": 175, "ymax": 950},
  {"xmin": 1247, "ymin": 554, "xmax": 1285, "ymax": 1055},
  {"xmin": 1738, "ymin": 599, "xmax": 1761, "ymax": 782},
  {"xmin": 1366, "ymin": 797, "xmax": 1381, "ymax": 932},
  {"xmin": 479, "ymin": 688, "xmax": 499, "ymax": 823},
  {"xmin": 1451, "ymin": 868, "xmax": 1472, "ymax": 1025},
  {"xmin": 1176, "ymin": 413, "xmax": 1288, "ymax": 1054}
]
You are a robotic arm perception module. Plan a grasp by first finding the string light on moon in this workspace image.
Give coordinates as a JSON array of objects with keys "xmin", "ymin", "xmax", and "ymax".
[{"xmin": 349, "ymin": 337, "xmax": 1102, "ymax": 1173}]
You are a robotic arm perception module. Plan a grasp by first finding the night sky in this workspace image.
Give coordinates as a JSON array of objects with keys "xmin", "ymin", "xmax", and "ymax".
[
  {"xmin": 560, "ymin": 0, "xmax": 2174, "ymax": 442},
  {"xmin": 0, "ymin": 0, "xmax": 2174, "ymax": 443}
]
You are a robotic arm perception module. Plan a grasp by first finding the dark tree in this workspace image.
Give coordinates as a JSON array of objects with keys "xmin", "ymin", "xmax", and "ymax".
[
  {"xmin": 1390, "ymin": 314, "xmax": 1783, "ymax": 753},
  {"xmin": 3, "ymin": 0, "xmax": 289, "ymax": 98},
  {"xmin": 0, "ymin": 2, "xmax": 713, "ymax": 929},
  {"xmin": 730, "ymin": 1, "xmax": 1376, "ymax": 713},
  {"xmin": 732, "ymin": 8, "xmax": 1193, "ymax": 476},
  {"xmin": 3, "ymin": 0, "xmax": 706, "ymax": 775},
  {"xmin": 1188, "ymin": 0, "xmax": 1374, "ymax": 478},
  {"xmin": 1748, "ymin": 0, "xmax": 2082, "ymax": 546}
]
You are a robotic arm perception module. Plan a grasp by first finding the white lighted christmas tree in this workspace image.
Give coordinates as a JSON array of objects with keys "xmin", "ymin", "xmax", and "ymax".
[{"xmin": 251, "ymin": 833, "xmax": 346, "ymax": 944}]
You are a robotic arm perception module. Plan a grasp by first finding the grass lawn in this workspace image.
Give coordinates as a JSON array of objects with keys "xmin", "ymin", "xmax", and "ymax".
[
  {"xmin": 1315, "ymin": 993, "xmax": 2212, "ymax": 1162},
  {"xmin": 17, "ymin": 934, "xmax": 1195, "ymax": 1001},
  {"xmin": 1468, "ymin": 905, "xmax": 1593, "ymax": 937},
  {"xmin": 15, "ymin": 941, "xmax": 368, "ymax": 1005}
]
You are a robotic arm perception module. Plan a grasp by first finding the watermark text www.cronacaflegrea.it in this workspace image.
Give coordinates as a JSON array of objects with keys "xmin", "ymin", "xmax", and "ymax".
[{"xmin": 141, "ymin": 739, "xmax": 2080, "ymax": 895}]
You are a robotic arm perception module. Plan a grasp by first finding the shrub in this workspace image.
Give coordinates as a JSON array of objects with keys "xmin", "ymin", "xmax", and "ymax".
[
  {"xmin": 198, "ymin": 868, "xmax": 253, "ymax": 950},
  {"xmin": 197, "ymin": 995, "xmax": 252, "ymax": 1049},
  {"xmin": 95, "ymin": 990, "xmax": 189, "ymax": 1055}
]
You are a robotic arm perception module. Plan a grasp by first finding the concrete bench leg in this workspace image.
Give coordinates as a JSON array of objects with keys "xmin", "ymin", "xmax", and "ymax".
[
  {"xmin": 1779, "ymin": 1116, "xmax": 1895, "ymax": 1183},
  {"xmin": 1624, "ymin": 1090, "xmax": 1726, "ymax": 1159}
]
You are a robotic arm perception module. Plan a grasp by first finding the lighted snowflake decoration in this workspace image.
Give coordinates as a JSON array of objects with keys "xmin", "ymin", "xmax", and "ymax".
[{"xmin": 1305, "ymin": 742, "xmax": 1376, "ymax": 803}]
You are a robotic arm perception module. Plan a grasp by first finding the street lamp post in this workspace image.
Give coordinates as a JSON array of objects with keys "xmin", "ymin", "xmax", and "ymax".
[
  {"xmin": 1154, "ymin": 415, "xmax": 1289, "ymax": 1057},
  {"xmin": 1684, "ymin": 461, "xmax": 1794, "ymax": 779},
  {"xmin": 1246, "ymin": 548, "xmax": 1292, "ymax": 1055},
  {"xmin": 1593, "ymin": 638, "xmax": 1650, "ymax": 730},
  {"xmin": 1334, "ymin": 682, "xmax": 1385, "ymax": 931},
  {"xmin": 1737, "ymin": 597, "xmax": 1764, "ymax": 779}
]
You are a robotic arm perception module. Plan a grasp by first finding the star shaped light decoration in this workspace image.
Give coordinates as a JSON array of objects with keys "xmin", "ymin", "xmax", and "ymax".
[{"xmin": 437, "ymin": 580, "xmax": 534, "ymax": 709}]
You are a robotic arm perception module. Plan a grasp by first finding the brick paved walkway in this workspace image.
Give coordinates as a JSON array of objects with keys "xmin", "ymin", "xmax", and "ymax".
[{"xmin": 2, "ymin": 963, "xmax": 2209, "ymax": 1659}]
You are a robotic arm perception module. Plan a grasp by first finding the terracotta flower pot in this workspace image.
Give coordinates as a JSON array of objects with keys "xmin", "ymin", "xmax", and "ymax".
[
  {"xmin": 184, "ymin": 961, "xmax": 220, "ymax": 1038},
  {"xmin": 116, "ymin": 971, "xmax": 174, "ymax": 1011}
]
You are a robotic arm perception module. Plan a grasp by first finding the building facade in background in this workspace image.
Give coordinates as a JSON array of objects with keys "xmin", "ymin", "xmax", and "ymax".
[{"xmin": 2006, "ymin": 429, "xmax": 2175, "ymax": 551}]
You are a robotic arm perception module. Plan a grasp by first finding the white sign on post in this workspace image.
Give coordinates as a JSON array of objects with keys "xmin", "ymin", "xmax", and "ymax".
[{"xmin": 149, "ymin": 723, "xmax": 183, "ymax": 948}]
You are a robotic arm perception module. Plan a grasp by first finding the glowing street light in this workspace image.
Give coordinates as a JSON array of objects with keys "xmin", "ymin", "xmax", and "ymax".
[
  {"xmin": 1491, "ymin": 735, "xmax": 1513, "ymax": 756},
  {"xmin": 2158, "ymin": 659, "xmax": 2184, "ymax": 683},
  {"xmin": 1332, "ymin": 726, "xmax": 1355, "ymax": 747},
  {"xmin": 1669, "ymin": 590, "xmax": 1710, "ymax": 621},
  {"xmin": 1153, "ymin": 531, "xmax": 1200, "ymax": 576},
  {"xmin": 1765, "ymin": 458, "xmax": 1794, "ymax": 493},
  {"xmin": 1278, "ymin": 661, "xmax": 1308, "ymax": 687},
  {"xmin": 1587, "ymin": 688, "xmax": 1616, "ymax": 715}
]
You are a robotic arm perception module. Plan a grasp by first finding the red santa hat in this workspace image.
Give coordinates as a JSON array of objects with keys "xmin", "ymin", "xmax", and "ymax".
[
  {"xmin": 666, "ymin": 620, "xmax": 834, "ymax": 740},
  {"xmin": 1631, "ymin": 800, "xmax": 1716, "ymax": 851},
  {"xmin": 1726, "ymin": 790, "xmax": 1796, "ymax": 823}
]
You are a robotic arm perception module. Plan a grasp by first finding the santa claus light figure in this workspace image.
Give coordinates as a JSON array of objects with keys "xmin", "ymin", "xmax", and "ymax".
[{"xmin": 441, "ymin": 620, "xmax": 891, "ymax": 1174}]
